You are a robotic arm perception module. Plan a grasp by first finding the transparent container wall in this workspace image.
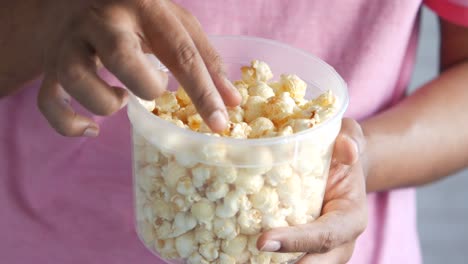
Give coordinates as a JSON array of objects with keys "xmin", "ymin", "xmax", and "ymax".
[{"xmin": 129, "ymin": 36, "xmax": 348, "ymax": 264}]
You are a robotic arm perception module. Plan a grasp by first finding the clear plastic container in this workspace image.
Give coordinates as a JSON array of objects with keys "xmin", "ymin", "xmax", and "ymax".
[{"xmin": 128, "ymin": 36, "xmax": 348, "ymax": 264}]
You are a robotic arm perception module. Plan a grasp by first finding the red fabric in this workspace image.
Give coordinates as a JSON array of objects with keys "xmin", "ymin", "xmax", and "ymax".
[{"xmin": 426, "ymin": 0, "xmax": 468, "ymax": 26}]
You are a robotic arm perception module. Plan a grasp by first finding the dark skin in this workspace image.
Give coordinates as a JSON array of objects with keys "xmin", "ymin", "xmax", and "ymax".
[{"xmin": 1, "ymin": 1, "xmax": 468, "ymax": 262}]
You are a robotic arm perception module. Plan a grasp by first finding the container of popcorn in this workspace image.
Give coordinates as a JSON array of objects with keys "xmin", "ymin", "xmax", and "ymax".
[{"xmin": 128, "ymin": 36, "xmax": 348, "ymax": 264}]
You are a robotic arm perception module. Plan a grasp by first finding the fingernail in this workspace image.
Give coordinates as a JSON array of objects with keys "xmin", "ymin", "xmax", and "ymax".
[
  {"xmin": 208, "ymin": 110, "xmax": 228, "ymax": 131},
  {"xmin": 83, "ymin": 126, "xmax": 99, "ymax": 137},
  {"xmin": 260, "ymin": 240, "xmax": 281, "ymax": 252}
]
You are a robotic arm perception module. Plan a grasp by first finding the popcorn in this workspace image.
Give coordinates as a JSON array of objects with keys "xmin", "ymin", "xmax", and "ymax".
[
  {"xmin": 176, "ymin": 86, "xmax": 192, "ymax": 107},
  {"xmin": 227, "ymin": 106, "xmax": 244, "ymax": 123},
  {"xmin": 191, "ymin": 199, "xmax": 215, "ymax": 226},
  {"xmin": 218, "ymin": 253, "xmax": 237, "ymax": 264},
  {"xmin": 265, "ymin": 164, "xmax": 293, "ymax": 186},
  {"xmin": 213, "ymin": 217, "xmax": 238, "ymax": 240},
  {"xmin": 137, "ymin": 97, "xmax": 156, "ymax": 112},
  {"xmin": 199, "ymin": 241, "xmax": 220, "ymax": 261},
  {"xmin": 155, "ymin": 91, "xmax": 180, "ymax": 113},
  {"xmin": 172, "ymin": 212, "xmax": 197, "ymax": 237},
  {"xmin": 229, "ymin": 122, "xmax": 252, "ymax": 139},
  {"xmin": 244, "ymin": 96, "xmax": 266, "ymax": 123},
  {"xmin": 241, "ymin": 60, "xmax": 274, "ymax": 84},
  {"xmin": 191, "ymin": 165, "xmax": 212, "ymax": 189},
  {"xmin": 175, "ymin": 231, "xmax": 196, "ymax": 258},
  {"xmin": 134, "ymin": 60, "xmax": 340, "ymax": 263},
  {"xmin": 249, "ymin": 117, "xmax": 276, "ymax": 138},
  {"xmin": 206, "ymin": 181, "xmax": 229, "ymax": 201},
  {"xmin": 276, "ymin": 74, "xmax": 307, "ymax": 100},
  {"xmin": 238, "ymin": 208, "xmax": 262, "ymax": 235},
  {"xmin": 263, "ymin": 92, "xmax": 297, "ymax": 125},
  {"xmin": 234, "ymin": 172, "xmax": 264, "ymax": 194},
  {"xmin": 248, "ymin": 81, "xmax": 275, "ymax": 99},
  {"xmin": 221, "ymin": 235, "xmax": 248, "ymax": 256},
  {"xmin": 194, "ymin": 226, "xmax": 215, "ymax": 243},
  {"xmin": 250, "ymin": 186, "xmax": 279, "ymax": 214}
]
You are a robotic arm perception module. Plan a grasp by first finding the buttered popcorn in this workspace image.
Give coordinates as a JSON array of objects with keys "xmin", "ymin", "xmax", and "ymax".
[{"xmin": 133, "ymin": 60, "xmax": 338, "ymax": 264}]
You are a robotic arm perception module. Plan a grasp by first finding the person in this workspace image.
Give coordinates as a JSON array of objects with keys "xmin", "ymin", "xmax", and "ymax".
[{"xmin": 1, "ymin": 0, "xmax": 467, "ymax": 263}]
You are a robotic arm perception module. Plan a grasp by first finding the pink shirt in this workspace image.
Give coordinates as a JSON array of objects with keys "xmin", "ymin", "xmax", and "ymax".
[{"xmin": 1, "ymin": 1, "xmax": 466, "ymax": 263}]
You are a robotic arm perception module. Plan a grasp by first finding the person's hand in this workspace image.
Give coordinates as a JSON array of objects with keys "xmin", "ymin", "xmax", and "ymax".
[
  {"xmin": 257, "ymin": 118, "xmax": 368, "ymax": 264},
  {"xmin": 37, "ymin": 0, "xmax": 240, "ymax": 137}
]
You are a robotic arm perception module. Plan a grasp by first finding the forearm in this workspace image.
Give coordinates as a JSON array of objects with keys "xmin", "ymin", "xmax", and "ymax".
[{"xmin": 363, "ymin": 61, "xmax": 468, "ymax": 192}]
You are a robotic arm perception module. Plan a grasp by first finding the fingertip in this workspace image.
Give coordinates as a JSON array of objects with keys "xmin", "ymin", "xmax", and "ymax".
[
  {"xmin": 333, "ymin": 134, "xmax": 359, "ymax": 165},
  {"xmin": 207, "ymin": 109, "xmax": 228, "ymax": 132},
  {"xmin": 221, "ymin": 78, "xmax": 242, "ymax": 107},
  {"xmin": 83, "ymin": 125, "xmax": 100, "ymax": 137}
]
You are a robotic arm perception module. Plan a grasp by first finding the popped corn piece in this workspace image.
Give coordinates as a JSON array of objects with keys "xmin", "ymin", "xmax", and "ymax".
[
  {"xmin": 152, "ymin": 198, "xmax": 175, "ymax": 221},
  {"xmin": 139, "ymin": 220, "xmax": 156, "ymax": 244},
  {"xmin": 263, "ymin": 92, "xmax": 297, "ymax": 125},
  {"xmin": 251, "ymin": 253, "xmax": 272, "ymax": 264},
  {"xmin": 238, "ymin": 208, "xmax": 262, "ymax": 235},
  {"xmin": 277, "ymin": 174, "xmax": 302, "ymax": 205},
  {"xmin": 217, "ymin": 253, "xmax": 236, "ymax": 264},
  {"xmin": 162, "ymin": 160, "xmax": 187, "ymax": 189},
  {"xmin": 286, "ymin": 118, "xmax": 316, "ymax": 133},
  {"xmin": 137, "ymin": 97, "xmax": 156, "ymax": 112},
  {"xmin": 199, "ymin": 241, "xmax": 220, "ymax": 262},
  {"xmin": 187, "ymin": 114, "xmax": 204, "ymax": 131},
  {"xmin": 194, "ymin": 226, "xmax": 215, "ymax": 243},
  {"xmin": 176, "ymin": 86, "xmax": 192, "ymax": 107},
  {"xmin": 227, "ymin": 106, "xmax": 244, "ymax": 123},
  {"xmin": 191, "ymin": 165, "xmax": 212, "ymax": 189},
  {"xmin": 174, "ymin": 151, "xmax": 198, "ymax": 168},
  {"xmin": 174, "ymin": 104, "xmax": 197, "ymax": 123},
  {"xmin": 188, "ymin": 252, "xmax": 210, "ymax": 264},
  {"xmin": 154, "ymin": 219, "xmax": 172, "ymax": 239},
  {"xmin": 176, "ymin": 176, "xmax": 196, "ymax": 196},
  {"xmin": 191, "ymin": 199, "xmax": 215, "ymax": 226},
  {"xmin": 248, "ymin": 81, "xmax": 275, "ymax": 99},
  {"xmin": 172, "ymin": 212, "xmax": 197, "ymax": 237},
  {"xmin": 249, "ymin": 117, "xmax": 276, "ymax": 138},
  {"xmin": 171, "ymin": 194, "xmax": 191, "ymax": 212},
  {"xmin": 200, "ymin": 144, "xmax": 227, "ymax": 163},
  {"xmin": 262, "ymin": 210, "xmax": 289, "ymax": 229},
  {"xmin": 213, "ymin": 166, "xmax": 237, "ymax": 184},
  {"xmin": 221, "ymin": 235, "xmax": 248, "ymax": 256},
  {"xmin": 277, "ymin": 74, "xmax": 307, "ymax": 100},
  {"xmin": 265, "ymin": 164, "xmax": 293, "ymax": 187},
  {"xmin": 175, "ymin": 231, "xmax": 196, "ymax": 258},
  {"xmin": 216, "ymin": 190, "xmax": 243, "ymax": 218},
  {"xmin": 238, "ymin": 86, "xmax": 249, "ymax": 106},
  {"xmin": 247, "ymin": 234, "xmax": 260, "ymax": 255},
  {"xmin": 244, "ymin": 96, "xmax": 266, "ymax": 123},
  {"xmin": 234, "ymin": 172, "xmax": 264, "ymax": 194},
  {"xmin": 276, "ymin": 125, "xmax": 294, "ymax": 137},
  {"xmin": 313, "ymin": 89, "xmax": 335, "ymax": 107},
  {"xmin": 229, "ymin": 122, "xmax": 252, "ymax": 139},
  {"xmin": 155, "ymin": 238, "xmax": 179, "ymax": 259},
  {"xmin": 242, "ymin": 60, "xmax": 274, "ymax": 84},
  {"xmin": 250, "ymin": 186, "xmax": 279, "ymax": 214},
  {"xmin": 137, "ymin": 165, "xmax": 161, "ymax": 193},
  {"xmin": 155, "ymin": 91, "xmax": 180, "ymax": 113},
  {"xmin": 237, "ymin": 251, "xmax": 251, "ymax": 264},
  {"xmin": 206, "ymin": 181, "xmax": 229, "ymax": 201},
  {"xmin": 213, "ymin": 217, "xmax": 239, "ymax": 240},
  {"xmin": 286, "ymin": 208, "xmax": 312, "ymax": 225},
  {"xmin": 271, "ymin": 253, "xmax": 303, "ymax": 263}
]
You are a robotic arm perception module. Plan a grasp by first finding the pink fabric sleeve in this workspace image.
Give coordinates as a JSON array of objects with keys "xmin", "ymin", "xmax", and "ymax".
[{"xmin": 425, "ymin": 0, "xmax": 468, "ymax": 26}]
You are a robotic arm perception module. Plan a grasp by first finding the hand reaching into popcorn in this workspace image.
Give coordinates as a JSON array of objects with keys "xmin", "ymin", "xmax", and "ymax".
[
  {"xmin": 29, "ymin": 0, "xmax": 241, "ymax": 137},
  {"xmin": 257, "ymin": 118, "xmax": 368, "ymax": 264}
]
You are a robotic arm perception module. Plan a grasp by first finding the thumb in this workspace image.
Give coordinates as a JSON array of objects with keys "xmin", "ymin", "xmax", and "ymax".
[{"xmin": 333, "ymin": 118, "xmax": 365, "ymax": 165}]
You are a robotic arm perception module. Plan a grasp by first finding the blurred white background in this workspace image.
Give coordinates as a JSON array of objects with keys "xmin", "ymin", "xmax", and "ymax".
[{"xmin": 411, "ymin": 7, "xmax": 468, "ymax": 264}]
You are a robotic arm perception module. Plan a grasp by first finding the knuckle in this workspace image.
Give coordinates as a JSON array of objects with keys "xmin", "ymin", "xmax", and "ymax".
[
  {"xmin": 59, "ymin": 66, "xmax": 87, "ymax": 85},
  {"xmin": 317, "ymin": 230, "xmax": 336, "ymax": 253},
  {"xmin": 106, "ymin": 37, "xmax": 139, "ymax": 67},
  {"xmin": 174, "ymin": 42, "xmax": 198, "ymax": 69},
  {"xmin": 206, "ymin": 50, "xmax": 224, "ymax": 75},
  {"xmin": 194, "ymin": 89, "xmax": 216, "ymax": 109}
]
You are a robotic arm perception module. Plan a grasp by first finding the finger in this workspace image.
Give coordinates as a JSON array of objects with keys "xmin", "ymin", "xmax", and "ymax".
[
  {"xmin": 138, "ymin": 1, "xmax": 228, "ymax": 132},
  {"xmin": 257, "ymin": 209, "xmax": 365, "ymax": 253},
  {"xmin": 167, "ymin": 2, "xmax": 241, "ymax": 107},
  {"xmin": 332, "ymin": 118, "xmax": 365, "ymax": 165},
  {"xmin": 38, "ymin": 74, "xmax": 99, "ymax": 137},
  {"xmin": 57, "ymin": 38, "xmax": 128, "ymax": 116},
  {"xmin": 80, "ymin": 8, "xmax": 168, "ymax": 101},
  {"xmin": 296, "ymin": 242, "xmax": 356, "ymax": 264}
]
